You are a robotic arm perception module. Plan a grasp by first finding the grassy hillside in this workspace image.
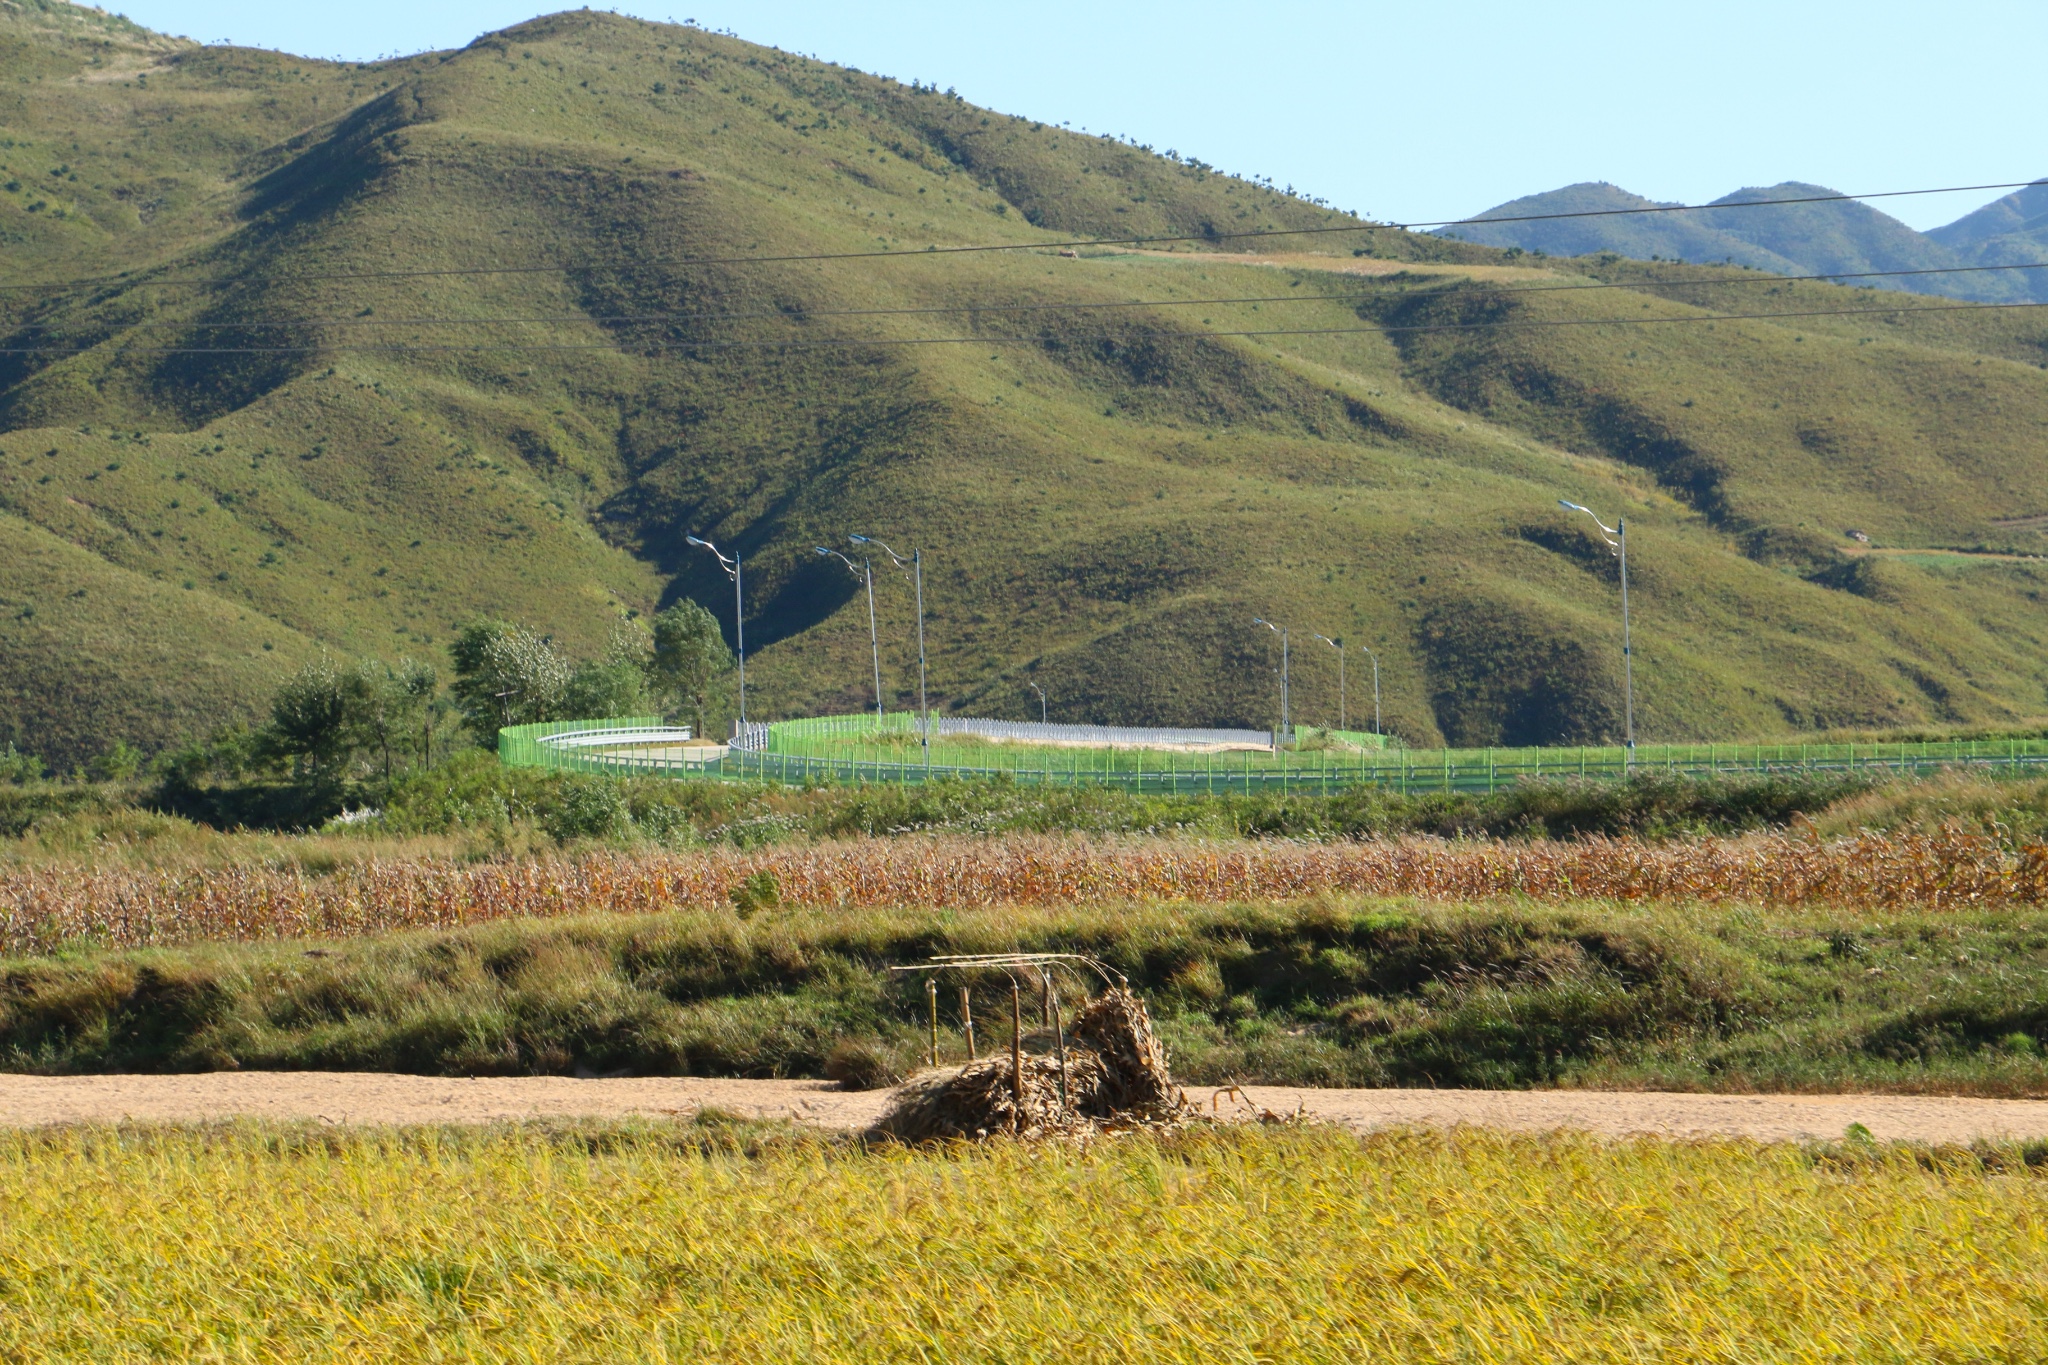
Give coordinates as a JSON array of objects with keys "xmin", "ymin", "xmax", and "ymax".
[{"xmin": 0, "ymin": 4, "xmax": 2045, "ymax": 764}]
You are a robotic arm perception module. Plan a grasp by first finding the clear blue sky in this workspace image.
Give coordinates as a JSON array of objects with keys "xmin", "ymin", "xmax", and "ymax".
[{"xmin": 105, "ymin": 0, "xmax": 2046, "ymax": 232}]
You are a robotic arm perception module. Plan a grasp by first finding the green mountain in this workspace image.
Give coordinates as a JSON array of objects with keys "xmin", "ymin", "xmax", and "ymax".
[
  {"xmin": 1928, "ymin": 182, "xmax": 2048, "ymax": 296},
  {"xmin": 1, "ymin": 1, "xmax": 2046, "ymax": 766},
  {"xmin": 1440, "ymin": 181, "xmax": 2043, "ymax": 303}
]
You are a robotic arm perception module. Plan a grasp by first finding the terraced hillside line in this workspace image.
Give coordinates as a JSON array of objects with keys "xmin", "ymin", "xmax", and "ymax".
[{"xmin": 5, "ymin": 830, "xmax": 2045, "ymax": 953}]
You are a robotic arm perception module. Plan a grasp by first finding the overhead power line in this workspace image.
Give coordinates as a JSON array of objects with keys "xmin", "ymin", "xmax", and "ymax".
[
  {"xmin": 1418, "ymin": 182, "xmax": 2047, "ymax": 232},
  {"xmin": 14, "ymin": 260, "xmax": 2048, "ymax": 335},
  {"xmin": 0, "ymin": 179, "xmax": 2040, "ymax": 296},
  {"xmin": 4, "ymin": 297, "xmax": 2042, "ymax": 359}
]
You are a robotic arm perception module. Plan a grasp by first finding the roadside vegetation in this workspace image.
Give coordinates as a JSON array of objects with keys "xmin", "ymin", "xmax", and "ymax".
[
  {"xmin": 11, "ymin": 742, "xmax": 2048, "ymax": 868},
  {"xmin": 9, "ymin": 891, "xmax": 2048, "ymax": 1095},
  {"xmin": 3, "ymin": 1121, "xmax": 2045, "ymax": 1362}
]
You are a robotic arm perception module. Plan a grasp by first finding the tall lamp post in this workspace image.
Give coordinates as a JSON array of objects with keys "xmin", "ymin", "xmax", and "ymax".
[
  {"xmin": 1558, "ymin": 500, "xmax": 1636, "ymax": 766},
  {"xmin": 1026, "ymin": 679, "xmax": 1047, "ymax": 724},
  {"xmin": 851, "ymin": 535, "xmax": 928, "ymax": 760},
  {"xmin": 1358, "ymin": 644, "xmax": 1382, "ymax": 737},
  {"xmin": 686, "ymin": 534, "xmax": 745, "ymax": 730},
  {"xmin": 1253, "ymin": 617, "xmax": 1289, "ymax": 745},
  {"xmin": 816, "ymin": 547, "xmax": 883, "ymax": 720},
  {"xmin": 1310, "ymin": 632, "xmax": 1345, "ymax": 731}
]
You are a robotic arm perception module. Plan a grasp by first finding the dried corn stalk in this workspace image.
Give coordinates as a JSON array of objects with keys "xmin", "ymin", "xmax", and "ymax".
[
  {"xmin": 6, "ymin": 830, "xmax": 2045, "ymax": 955},
  {"xmin": 875, "ymin": 986, "xmax": 1190, "ymax": 1142}
]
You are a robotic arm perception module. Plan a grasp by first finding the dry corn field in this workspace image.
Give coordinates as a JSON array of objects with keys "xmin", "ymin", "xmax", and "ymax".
[
  {"xmin": 3, "ymin": 1123, "xmax": 2045, "ymax": 1363},
  {"xmin": 6, "ymin": 830, "xmax": 2047, "ymax": 955}
]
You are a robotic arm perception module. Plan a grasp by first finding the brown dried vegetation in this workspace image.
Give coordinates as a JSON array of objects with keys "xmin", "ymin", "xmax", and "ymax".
[
  {"xmin": 877, "ymin": 987, "xmax": 1193, "ymax": 1142},
  {"xmin": 5, "ymin": 829, "xmax": 2046, "ymax": 956}
]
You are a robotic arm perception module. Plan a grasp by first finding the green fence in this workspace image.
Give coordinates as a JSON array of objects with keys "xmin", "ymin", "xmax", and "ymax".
[{"xmin": 501, "ymin": 715, "xmax": 2048, "ymax": 794}]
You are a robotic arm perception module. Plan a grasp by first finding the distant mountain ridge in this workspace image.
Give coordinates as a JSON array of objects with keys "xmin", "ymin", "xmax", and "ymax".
[{"xmin": 1438, "ymin": 180, "xmax": 2048, "ymax": 302}]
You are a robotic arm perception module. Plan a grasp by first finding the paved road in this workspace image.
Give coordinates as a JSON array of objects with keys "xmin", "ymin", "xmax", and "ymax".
[{"xmin": 5, "ymin": 1073, "xmax": 2047, "ymax": 1144}]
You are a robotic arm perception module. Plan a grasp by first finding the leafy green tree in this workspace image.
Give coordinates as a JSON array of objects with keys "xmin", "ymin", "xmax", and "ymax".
[
  {"xmin": 265, "ymin": 656, "xmax": 445, "ymax": 780},
  {"xmin": 563, "ymin": 658, "xmax": 650, "ymax": 720},
  {"xmin": 563, "ymin": 619, "xmax": 654, "ymax": 720},
  {"xmin": 156, "ymin": 725, "xmax": 273, "ymax": 788},
  {"xmin": 266, "ymin": 656, "xmax": 373, "ymax": 776},
  {"xmin": 85, "ymin": 740, "xmax": 145, "ymax": 782},
  {"xmin": 649, "ymin": 599, "xmax": 734, "ymax": 739},
  {"xmin": 0, "ymin": 743, "xmax": 44, "ymax": 784},
  {"xmin": 449, "ymin": 620, "xmax": 572, "ymax": 745},
  {"xmin": 354, "ymin": 658, "xmax": 438, "ymax": 779}
]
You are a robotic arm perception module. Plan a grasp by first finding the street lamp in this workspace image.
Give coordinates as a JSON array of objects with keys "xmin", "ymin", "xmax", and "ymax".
[
  {"xmin": 1558, "ymin": 499, "xmax": 1636, "ymax": 764},
  {"xmin": 1252, "ymin": 618, "xmax": 1289, "ymax": 744},
  {"xmin": 852, "ymin": 535, "xmax": 928, "ymax": 758},
  {"xmin": 1026, "ymin": 679, "xmax": 1047, "ymax": 724},
  {"xmin": 1358, "ymin": 644, "xmax": 1382, "ymax": 737},
  {"xmin": 816, "ymin": 547, "xmax": 883, "ymax": 720},
  {"xmin": 686, "ymin": 534, "xmax": 745, "ymax": 730},
  {"xmin": 1310, "ymin": 633, "xmax": 1345, "ymax": 731}
]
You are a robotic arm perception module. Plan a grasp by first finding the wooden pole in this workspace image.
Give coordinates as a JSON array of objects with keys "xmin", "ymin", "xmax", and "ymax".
[
  {"xmin": 1046, "ymin": 970, "xmax": 1070, "ymax": 1113},
  {"xmin": 926, "ymin": 977, "xmax": 939, "ymax": 1068},
  {"xmin": 960, "ymin": 985, "xmax": 977, "ymax": 1060},
  {"xmin": 1010, "ymin": 980, "xmax": 1024, "ymax": 1133}
]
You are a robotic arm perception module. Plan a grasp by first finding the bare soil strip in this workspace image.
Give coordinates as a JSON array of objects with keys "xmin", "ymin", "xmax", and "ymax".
[{"xmin": 4, "ymin": 1074, "xmax": 2046, "ymax": 1144}]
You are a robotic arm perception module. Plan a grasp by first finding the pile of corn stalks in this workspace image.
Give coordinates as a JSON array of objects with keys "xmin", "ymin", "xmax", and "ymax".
[{"xmin": 876, "ymin": 987, "xmax": 1193, "ymax": 1142}]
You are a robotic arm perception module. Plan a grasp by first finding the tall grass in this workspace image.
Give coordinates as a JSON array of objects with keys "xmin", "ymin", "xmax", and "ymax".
[
  {"xmin": 2, "ymin": 1123, "xmax": 2044, "ymax": 1362},
  {"xmin": 12, "ymin": 894, "xmax": 2048, "ymax": 1092}
]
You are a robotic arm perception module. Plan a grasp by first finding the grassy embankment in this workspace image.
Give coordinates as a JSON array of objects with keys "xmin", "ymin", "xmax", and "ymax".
[
  {"xmin": 12, "ymin": 756, "xmax": 2048, "ymax": 864},
  {"xmin": 10, "ymin": 888, "xmax": 2048, "ymax": 1095},
  {"xmin": 2, "ymin": 1122, "xmax": 2045, "ymax": 1362},
  {"xmin": 0, "ymin": 760, "xmax": 1886, "ymax": 862}
]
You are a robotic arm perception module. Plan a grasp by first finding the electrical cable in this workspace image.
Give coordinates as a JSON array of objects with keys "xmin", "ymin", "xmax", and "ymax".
[
  {"xmin": 12, "ymin": 260, "xmax": 2048, "ymax": 334},
  {"xmin": 0, "ymin": 179, "xmax": 2040, "ymax": 295},
  {"xmin": 3, "ymin": 297, "xmax": 2041, "ymax": 358}
]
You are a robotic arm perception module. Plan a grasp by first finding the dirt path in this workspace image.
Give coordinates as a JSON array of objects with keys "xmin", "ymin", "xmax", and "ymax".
[
  {"xmin": 1843, "ymin": 544, "xmax": 2046, "ymax": 563},
  {"xmin": 5, "ymin": 1074, "xmax": 2047, "ymax": 1144}
]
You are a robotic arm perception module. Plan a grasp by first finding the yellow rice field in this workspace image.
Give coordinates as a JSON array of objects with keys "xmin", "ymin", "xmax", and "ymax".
[{"xmin": 1, "ymin": 1123, "xmax": 2043, "ymax": 1362}]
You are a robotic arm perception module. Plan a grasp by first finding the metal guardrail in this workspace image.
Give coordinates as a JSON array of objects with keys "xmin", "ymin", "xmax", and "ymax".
[{"xmin": 537, "ymin": 725, "xmax": 694, "ymax": 750}]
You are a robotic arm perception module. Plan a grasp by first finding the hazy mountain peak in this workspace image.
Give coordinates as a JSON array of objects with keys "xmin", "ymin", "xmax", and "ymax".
[
  {"xmin": 1928, "ymin": 180, "xmax": 2048, "ymax": 251},
  {"xmin": 1443, "ymin": 178, "xmax": 2041, "ymax": 303}
]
